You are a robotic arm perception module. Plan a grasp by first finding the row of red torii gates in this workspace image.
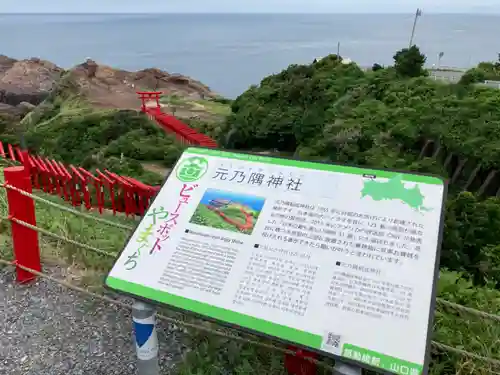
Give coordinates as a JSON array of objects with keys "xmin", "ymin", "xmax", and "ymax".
[
  {"xmin": 137, "ymin": 91, "xmax": 218, "ymax": 148},
  {"xmin": 0, "ymin": 92, "xmax": 218, "ymax": 220}
]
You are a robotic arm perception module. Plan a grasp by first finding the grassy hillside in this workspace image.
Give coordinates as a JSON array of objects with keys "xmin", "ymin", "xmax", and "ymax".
[
  {"xmin": 159, "ymin": 94, "xmax": 231, "ymax": 141},
  {"xmin": 7, "ymin": 73, "xmax": 186, "ymax": 184},
  {"xmin": 213, "ymin": 50, "xmax": 500, "ymax": 374},
  {"xmin": 0, "ymin": 62, "xmax": 232, "ymax": 184},
  {"xmin": 221, "ymin": 52, "xmax": 500, "ymax": 284},
  {"xmin": 222, "ymin": 55, "xmax": 500, "ymax": 174},
  {"xmin": 1, "ymin": 71, "xmax": 231, "ymax": 185}
]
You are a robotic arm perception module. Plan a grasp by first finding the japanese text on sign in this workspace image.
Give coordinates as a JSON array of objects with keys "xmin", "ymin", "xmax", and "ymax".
[
  {"xmin": 212, "ymin": 167, "xmax": 303, "ymax": 191},
  {"xmin": 123, "ymin": 183, "xmax": 198, "ymax": 270}
]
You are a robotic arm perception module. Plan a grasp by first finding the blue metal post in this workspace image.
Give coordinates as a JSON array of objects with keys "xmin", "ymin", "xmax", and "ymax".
[{"xmin": 132, "ymin": 301, "xmax": 160, "ymax": 375}]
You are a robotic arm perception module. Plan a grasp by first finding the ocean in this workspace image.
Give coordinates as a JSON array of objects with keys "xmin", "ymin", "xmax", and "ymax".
[{"xmin": 0, "ymin": 13, "xmax": 498, "ymax": 98}]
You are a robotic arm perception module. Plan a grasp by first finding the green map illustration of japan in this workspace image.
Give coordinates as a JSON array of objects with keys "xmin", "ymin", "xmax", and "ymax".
[{"xmin": 361, "ymin": 175, "xmax": 431, "ymax": 212}]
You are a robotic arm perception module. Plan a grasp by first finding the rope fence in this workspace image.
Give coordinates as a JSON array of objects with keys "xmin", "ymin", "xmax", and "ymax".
[
  {"xmin": 2, "ymin": 179, "xmax": 499, "ymax": 325},
  {"xmin": 436, "ymin": 298, "xmax": 500, "ymax": 324},
  {"xmin": 1, "ymin": 163, "xmax": 500, "ymax": 373},
  {"xmin": 1, "ymin": 183, "xmax": 134, "ymax": 231},
  {"xmin": 5, "ymin": 215, "xmax": 118, "ymax": 258}
]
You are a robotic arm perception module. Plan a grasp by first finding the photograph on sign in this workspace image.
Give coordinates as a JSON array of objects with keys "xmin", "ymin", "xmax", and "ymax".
[
  {"xmin": 105, "ymin": 147, "xmax": 447, "ymax": 375},
  {"xmin": 189, "ymin": 188, "xmax": 265, "ymax": 235}
]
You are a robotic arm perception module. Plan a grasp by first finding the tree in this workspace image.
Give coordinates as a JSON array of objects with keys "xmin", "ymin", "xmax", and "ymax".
[
  {"xmin": 371, "ymin": 63, "xmax": 383, "ymax": 71},
  {"xmin": 460, "ymin": 60, "xmax": 500, "ymax": 84},
  {"xmin": 393, "ymin": 45, "xmax": 427, "ymax": 77},
  {"xmin": 459, "ymin": 68, "xmax": 486, "ymax": 85}
]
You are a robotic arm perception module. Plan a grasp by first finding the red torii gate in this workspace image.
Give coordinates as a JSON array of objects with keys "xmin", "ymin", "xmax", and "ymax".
[
  {"xmin": 137, "ymin": 91, "xmax": 162, "ymax": 112},
  {"xmin": 136, "ymin": 91, "xmax": 218, "ymax": 148}
]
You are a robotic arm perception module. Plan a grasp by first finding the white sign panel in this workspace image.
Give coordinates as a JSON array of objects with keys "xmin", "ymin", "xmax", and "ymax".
[{"xmin": 106, "ymin": 148, "xmax": 446, "ymax": 375}]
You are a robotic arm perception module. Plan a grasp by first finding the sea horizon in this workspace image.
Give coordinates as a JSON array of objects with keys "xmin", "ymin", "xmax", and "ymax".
[
  {"xmin": 1, "ymin": 13, "xmax": 498, "ymax": 97},
  {"xmin": 2, "ymin": 11, "xmax": 500, "ymax": 15}
]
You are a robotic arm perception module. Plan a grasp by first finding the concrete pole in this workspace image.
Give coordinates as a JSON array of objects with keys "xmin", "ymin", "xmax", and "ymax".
[
  {"xmin": 132, "ymin": 301, "xmax": 160, "ymax": 375},
  {"xmin": 408, "ymin": 8, "xmax": 422, "ymax": 48}
]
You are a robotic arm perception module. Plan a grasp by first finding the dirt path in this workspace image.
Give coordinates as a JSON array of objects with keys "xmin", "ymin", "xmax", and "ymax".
[
  {"xmin": 142, "ymin": 163, "xmax": 171, "ymax": 177},
  {"xmin": 0, "ymin": 265, "xmax": 185, "ymax": 375}
]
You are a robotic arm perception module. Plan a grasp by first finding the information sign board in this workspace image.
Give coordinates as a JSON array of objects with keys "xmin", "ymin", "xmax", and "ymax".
[{"xmin": 106, "ymin": 148, "xmax": 447, "ymax": 375}]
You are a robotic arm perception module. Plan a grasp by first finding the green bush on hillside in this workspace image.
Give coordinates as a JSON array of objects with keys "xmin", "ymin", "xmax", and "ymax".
[
  {"xmin": 0, "ymin": 112, "xmax": 16, "ymax": 138},
  {"xmin": 184, "ymin": 117, "xmax": 224, "ymax": 141},
  {"xmin": 443, "ymin": 192, "xmax": 500, "ymax": 287},
  {"xmin": 19, "ymin": 72, "xmax": 188, "ymax": 183},
  {"xmin": 26, "ymin": 110, "xmax": 165, "ymax": 163},
  {"xmin": 223, "ymin": 51, "xmax": 500, "ymax": 182},
  {"xmin": 221, "ymin": 48, "xmax": 500, "ymax": 287},
  {"xmin": 459, "ymin": 67, "xmax": 487, "ymax": 85},
  {"xmin": 217, "ymin": 51, "xmax": 500, "ymax": 373},
  {"xmin": 222, "ymin": 54, "xmax": 366, "ymax": 151},
  {"xmin": 460, "ymin": 60, "xmax": 500, "ymax": 85},
  {"xmin": 393, "ymin": 45, "xmax": 428, "ymax": 78},
  {"xmin": 23, "ymin": 109, "xmax": 177, "ymax": 184}
]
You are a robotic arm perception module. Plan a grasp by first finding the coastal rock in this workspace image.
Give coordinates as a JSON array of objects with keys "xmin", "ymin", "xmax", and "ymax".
[
  {"xmin": 73, "ymin": 59, "xmax": 98, "ymax": 79},
  {"xmin": 16, "ymin": 101, "xmax": 36, "ymax": 115},
  {"xmin": 67, "ymin": 59, "xmax": 217, "ymax": 109},
  {"xmin": 0, "ymin": 57, "xmax": 63, "ymax": 106},
  {"xmin": 132, "ymin": 69, "xmax": 215, "ymax": 100},
  {"xmin": 0, "ymin": 54, "xmax": 219, "ymax": 115},
  {"xmin": 0, "ymin": 103, "xmax": 23, "ymax": 132},
  {"xmin": 0, "ymin": 102, "xmax": 22, "ymax": 116},
  {"xmin": 0, "ymin": 55, "xmax": 17, "ymax": 74}
]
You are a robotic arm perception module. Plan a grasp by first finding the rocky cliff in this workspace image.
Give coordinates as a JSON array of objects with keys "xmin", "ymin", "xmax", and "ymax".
[
  {"xmin": 0, "ymin": 55, "xmax": 218, "ymax": 115},
  {"xmin": 68, "ymin": 59, "xmax": 217, "ymax": 110},
  {"xmin": 0, "ymin": 55, "xmax": 63, "ymax": 118}
]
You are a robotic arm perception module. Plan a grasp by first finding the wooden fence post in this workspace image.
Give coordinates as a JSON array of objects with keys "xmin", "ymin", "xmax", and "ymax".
[{"xmin": 4, "ymin": 165, "xmax": 41, "ymax": 282}]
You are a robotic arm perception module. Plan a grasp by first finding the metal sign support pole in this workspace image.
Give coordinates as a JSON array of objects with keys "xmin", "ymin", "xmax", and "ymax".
[
  {"xmin": 333, "ymin": 361, "xmax": 362, "ymax": 375},
  {"xmin": 132, "ymin": 300, "xmax": 160, "ymax": 375}
]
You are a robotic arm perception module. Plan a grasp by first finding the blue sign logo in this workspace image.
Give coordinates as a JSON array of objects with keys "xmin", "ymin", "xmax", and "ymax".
[{"xmin": 134, "ymin": 321, "xmax": 154, "ymax": 348}]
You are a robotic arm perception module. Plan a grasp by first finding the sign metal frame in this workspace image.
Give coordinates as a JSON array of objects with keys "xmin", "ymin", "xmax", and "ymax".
[{"xmin": 105, "ymin": 147, "xmax": 448, "ymax": 375}]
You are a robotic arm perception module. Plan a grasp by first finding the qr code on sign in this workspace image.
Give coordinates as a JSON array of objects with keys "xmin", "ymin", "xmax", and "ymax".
[
  {"xmin": 321, "ymin": 331, "xmax": 342, "ymax": 354},
  {"xmin": 325, "ymin": 333, "xmax": 341, "ymax": 348}
]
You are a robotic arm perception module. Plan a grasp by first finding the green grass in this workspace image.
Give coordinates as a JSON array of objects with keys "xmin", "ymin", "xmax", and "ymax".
[
  {"xmin": 161, "ymin": 94, "xmax": 186, "ymax": 106},
  {"xmin": 160, "ymin": 94, "xmax": 231, "ymax": 118},
  {"xmin": 428, "ymin": 68, "xmax": 466, "ymax": 73},
  {"xmin": 194, "ymin": 99, "xmax": 232, "ymax": 116},
  {"xmin": 15, "ymin": 75, "xmax": 187, "ymax": 185},
  {"xmin": 0, "ymin": 163, "xmax": 131, "ymax": 286}
]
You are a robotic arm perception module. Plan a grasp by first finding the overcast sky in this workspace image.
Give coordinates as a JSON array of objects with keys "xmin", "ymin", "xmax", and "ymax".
[{"xmin": 2, "ymin": 0, "xmax": 499, "ymax": 14}]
